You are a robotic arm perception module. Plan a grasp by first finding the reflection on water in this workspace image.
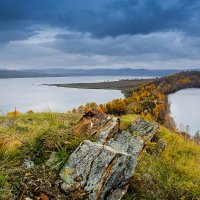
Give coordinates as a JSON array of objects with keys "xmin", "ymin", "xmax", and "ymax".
[
  {"xmin": 168, "ymin": 88, "xmax": 200, "ymax": 136},
  {"xmin": 0, "ymin": 76, "xmax": 151, "ymax": 114}
]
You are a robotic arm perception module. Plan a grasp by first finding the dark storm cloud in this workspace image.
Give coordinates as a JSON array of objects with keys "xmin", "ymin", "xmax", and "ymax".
[
  {"xmin": 0, "ymin": 0, "xmax": 200, "ymax": 69},
  {"xmin": 51, "ymin": 31, "xmax": 200, "ymax": 59},
  {"xmin": 0, "ymin": 0, "xmax": 200, "ymax": 38}
]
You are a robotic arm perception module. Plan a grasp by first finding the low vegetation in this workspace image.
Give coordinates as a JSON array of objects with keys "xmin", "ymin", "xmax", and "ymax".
[
  {"xmin": 122, "ymin": 115, "xmax": 200, "ymax": 200},
  {"xmin": 0, "ymin": 112, "xmax": 200, "ymax": 199},
  {"xmin": 0, "ymin": 112, "xmax": 90, "ymax": 199}
]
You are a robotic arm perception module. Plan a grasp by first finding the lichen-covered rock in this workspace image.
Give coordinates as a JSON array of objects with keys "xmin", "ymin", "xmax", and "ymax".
[
  {"xmin": 60, "ymin": 115, "xmax": 159, "ymax": 200},
  {"xmin": 129, "ymin": 118, "xmax": 159, "ymax": 144},
  {"xmin": 60, "ymin": 140, "xmax": 133, "ymax": 199},
  {"xmin": 97, "ymin": 117, "xmax": 119, "ymax": 144}
]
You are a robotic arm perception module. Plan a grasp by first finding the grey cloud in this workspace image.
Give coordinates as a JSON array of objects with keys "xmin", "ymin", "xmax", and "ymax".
[
  {"xmin": 51, "ymin": 31, "xmax": 200, "ymax": 60},
  {"xmin": 1, "ymin": 29, "xmax": 200, "ymax": 69},
  {"xmin": 0, "ymin": 0, "xmax": 200, "ymax": 39},
  {"xmin": 0, "ymin": 0, "xmax": 200, "ymax": 69}
]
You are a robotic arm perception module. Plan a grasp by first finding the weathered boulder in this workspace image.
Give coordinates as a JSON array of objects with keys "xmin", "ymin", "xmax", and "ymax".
[
  {"xmin": 128, "ymin": 118, "xmax": 159, "ymax": 144},
  {"xmin": 73, "ymin": 110, "xmax": 120, "ymax": 144},
  {"xmin": 73, "ymin": 110, "xmax": 119, "ymax": 140},
  {"xmin": 60, "ymin": 114, "xmax": 159, "ymax": 200}
]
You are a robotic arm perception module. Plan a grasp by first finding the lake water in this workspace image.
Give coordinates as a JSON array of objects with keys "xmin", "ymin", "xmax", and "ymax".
[
  {"xmin": 0, "ymin": 76, "xmax": 151, "ymax": 114},
  {"xmin": 168, "ymin": 88, "xmax": 200, "ymax": 136}
]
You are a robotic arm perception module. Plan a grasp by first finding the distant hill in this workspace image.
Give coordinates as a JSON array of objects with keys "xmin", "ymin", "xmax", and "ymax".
[{"xmin": 0, "ymin": 68, "xmax": 188, "ymax": 78}]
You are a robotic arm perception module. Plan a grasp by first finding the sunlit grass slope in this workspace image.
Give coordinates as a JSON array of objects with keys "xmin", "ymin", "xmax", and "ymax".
[
  {"xmin": 0, "ymin": 112, "xmax": 87, "ymax": 199},
  {"xmin": 121, "ymin": 115, "xmax": 200, "ymax": 200},
  {"xmin": 0, "ymin": 113, "xmax": 199, "ymax": 199}
]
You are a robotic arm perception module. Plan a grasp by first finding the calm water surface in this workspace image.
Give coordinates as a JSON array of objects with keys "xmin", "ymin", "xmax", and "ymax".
[
  {"xmin": 0, "ymin": 76, "xmax": 151, "ymax": 114},
  {"xmin": 168, "ymin": 88, "xmax": 200, "ymax": 136}
]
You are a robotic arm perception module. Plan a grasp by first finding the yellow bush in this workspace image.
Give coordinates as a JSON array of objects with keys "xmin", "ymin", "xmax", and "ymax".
[{"xmin": 7, "ymin": 110, "xmax": 21, "ymax": 117}]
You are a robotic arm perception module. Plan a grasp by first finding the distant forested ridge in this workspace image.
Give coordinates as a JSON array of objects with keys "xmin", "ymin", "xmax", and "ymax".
[{"xmin": 0, "ymin": 68, "xmax": 183, "ymax": 78}]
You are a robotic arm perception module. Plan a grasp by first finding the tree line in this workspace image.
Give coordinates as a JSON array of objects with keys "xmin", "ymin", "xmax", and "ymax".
[{"xmin": 72, "ymin": 71, "xmax": 200, "ymax": 125}]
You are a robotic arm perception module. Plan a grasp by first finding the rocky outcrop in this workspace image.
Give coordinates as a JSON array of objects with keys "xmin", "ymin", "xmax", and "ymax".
[
  {"xmin": 60, "ymin": 111, "xmax": 159, "ymax": 199},
  {"xmin": 73, "ymin": 110, "xmax": 119, "ymax": 139}
]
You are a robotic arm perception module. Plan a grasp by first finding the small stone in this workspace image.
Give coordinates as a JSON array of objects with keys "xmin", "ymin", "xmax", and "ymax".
[
  {"xmin": 23, "ymin": 159, "xmax": 34, "ymax": 169},
  {"xmin": 157, "ymin": 140, "xmax": 167, "ymax": 150},
  {"xmin": 46, "ymin": 152, "xmax": 60, "ymax": 168}
]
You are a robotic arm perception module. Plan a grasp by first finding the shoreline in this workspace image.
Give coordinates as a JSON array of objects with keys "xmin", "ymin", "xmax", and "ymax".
[{"xmin": 44, "ymin": 79, "xmax": 154, "ymax": 91}]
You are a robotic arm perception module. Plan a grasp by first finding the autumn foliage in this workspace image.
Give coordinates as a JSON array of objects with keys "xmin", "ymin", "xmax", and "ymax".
[{"xmin": 72, "ymin": 71, "xmax": 200, "ymax": 124}]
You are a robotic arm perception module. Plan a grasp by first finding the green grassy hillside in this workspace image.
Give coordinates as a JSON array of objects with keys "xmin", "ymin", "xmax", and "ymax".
[
  {"xmin": 0, "ymin": 113, "xmax": 200, "ymax": 199},
  {"xmin": 121, "ymin": 115, "xmax": 200, "ymax": 200},
  {"xmin": 0, "ymin": 112, "xmax": 87, "ymax": 199}
]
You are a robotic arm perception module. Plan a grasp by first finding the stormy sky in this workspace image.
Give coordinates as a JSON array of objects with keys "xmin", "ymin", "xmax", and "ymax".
[{"xmin": 0, "ymin": 0, "xmax": 200, "ymax": 69}]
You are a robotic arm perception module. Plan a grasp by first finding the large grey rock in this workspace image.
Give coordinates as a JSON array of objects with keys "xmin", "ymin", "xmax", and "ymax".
[
  {"xmin": 60, "ymin": 140, "xmax": 132, "ymax": 199},
  {"xmin": 60, "ymin": 116, "xmax": 159, "ymax": 200},
  {"xmin": 96, "ymin": 117, "xmax": 119, "ymax": 144},
  {"xmin": 129, "ymin": 118, "xmax": 159, "ymax": 144}
]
